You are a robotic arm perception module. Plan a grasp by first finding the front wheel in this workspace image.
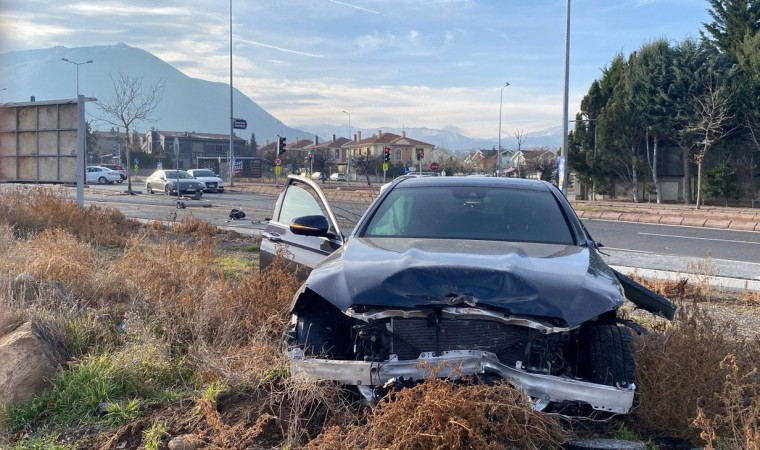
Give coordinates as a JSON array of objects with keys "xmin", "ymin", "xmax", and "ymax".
[
  {"xmin": 165, "ymin": 185, "xmax": 172, "ymax": 196},
  {"xmin": 97, "ymin": 176, "xmax": 107, "ymax": 184},
  {"xmin": 146, "ymin": 184, "xmax": 153, "ymax": 194},
  {"xmin": 580, "ymin": 324, "xmax": 636, "ymax": 388}
]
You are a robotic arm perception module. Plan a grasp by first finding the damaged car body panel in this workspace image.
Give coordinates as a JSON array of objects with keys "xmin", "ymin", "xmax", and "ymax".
[
  {"xmin": 265, "ymin": 175, "xmax": 674, "ymax": 416},
  {"xmin": 614, "ymin": 269, "xmax": 677, "ymax": 320}
]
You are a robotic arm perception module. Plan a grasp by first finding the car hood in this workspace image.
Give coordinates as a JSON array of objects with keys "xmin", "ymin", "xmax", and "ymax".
[{"xmin": 304, "ymin": 238, "xmax": 625, "ymax": 328}]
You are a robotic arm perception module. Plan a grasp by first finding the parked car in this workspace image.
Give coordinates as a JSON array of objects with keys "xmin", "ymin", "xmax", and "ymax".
[
  {"xmin": 187, "ymin": 169, "xmax": 224, "ymax": 193},
  {"xmin": 260, "ymin": 175, "xmax": 676, "ymax": 416},
  {"xmin": 145, "ymin": 170, "xmax": 205, "ymax": 197},
  {"xmin": 329, "ymin": 172, "xmax": 347, "ymax": 181},
  {"xmin": 100, "ymin": 164, "xmax": 127, "ymax": 181},
  {"xmin": 85, "ymin": 166, "xmax": 122, "ymax": 184}
]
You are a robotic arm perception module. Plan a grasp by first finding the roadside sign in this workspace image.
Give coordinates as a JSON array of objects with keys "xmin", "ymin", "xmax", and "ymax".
[
  {"xmin": 274, "ymin": 157, "xmax": 282, "ymax": 166},
  {"xmin": 233, "ymin": 118, "xmax": 247, "ymax": 130},
  {"xmin": 430, "ymin": 161, "xmax": 439, "ymax": 171},
  {"xmin": 403, "ymin": 165, "xmax": 409, "ymax": 174},
  {"xmin": 173, "ymin": 138, "xmax": 179, "ymax": 157},
  {"xmin": 275, "ymin": 166, "xmax": 281, "ymax": 175},
  {"xmin": 382, "ymin": 162, "xmax": 388, "ymax": 171}
]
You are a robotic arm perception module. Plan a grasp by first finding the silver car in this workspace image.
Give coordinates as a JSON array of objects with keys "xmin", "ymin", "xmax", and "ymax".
[{"xmin": 145, "ymin": 170, "xmax": 205, "ymax": 197}]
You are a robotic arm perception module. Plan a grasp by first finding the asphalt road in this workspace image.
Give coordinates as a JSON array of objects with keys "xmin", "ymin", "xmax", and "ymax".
[
  {"xmin": 583, "ymin": 219, "xmax": 760, "ymax": 281},
  {"xmin": 60, "ymin": 183, "xmax": 760, "ymax": 283}
]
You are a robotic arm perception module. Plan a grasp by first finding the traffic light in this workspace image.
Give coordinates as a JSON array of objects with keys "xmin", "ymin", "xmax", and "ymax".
[
  {"xmin": 307, "ymin": 153, "xmax": 312, "ymax": 161},
  {"xmin": 416, "ymin": 149, "xmax": 424, "ymax": 161},
  {"xmin": 383, "ymin": 147, "xmax": 391, "ymax": 163},
  {"xmin": 278, "ymin": 136, "xmax": 287, "ymax": 155}
]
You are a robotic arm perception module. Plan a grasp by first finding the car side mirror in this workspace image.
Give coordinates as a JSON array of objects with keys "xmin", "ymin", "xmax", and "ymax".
[
  {"xmin": 290, "ymin": 215, "xmax": 329, "ymax": 237},
  {"xmin": 160, "ymin": 176, "xmax": 166, "ymax": 181}
]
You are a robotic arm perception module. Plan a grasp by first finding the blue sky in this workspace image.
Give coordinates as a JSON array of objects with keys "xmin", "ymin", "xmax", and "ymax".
[{"xmin": 0, "ymin": 0, "xmax": 711, "ymax": 139}]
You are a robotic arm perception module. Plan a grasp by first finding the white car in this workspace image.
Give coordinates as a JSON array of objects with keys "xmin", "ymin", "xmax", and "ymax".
[
  {"xmin": 86, "ymin": 166, "xmax": 121, "ymax": 184},
  {"xmin": 329, "ymin": 173, "xmax": 347, "ymax": 181},
  {"xmin": 186, "ymin": 169, "xmax": 225, "ymax": 193}
]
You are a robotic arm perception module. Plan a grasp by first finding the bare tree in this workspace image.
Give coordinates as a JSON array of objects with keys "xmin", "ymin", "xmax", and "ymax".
[
  {"xmin": 513, "ymin": 129, "xmax": 528, "ymax": 177},
  {"xmin": 98, "ymin": 73, "xmax": 165, "ymax": 193},
  {"xmin": 524, "ymin": 150, "xmax": 557, "ymax": 181},
  {"xmin": 687, "ymin": 70, "xmax": 735, "ymax": 209},
  {"xmin": 353, "ymin": 153, "xmax": 379, "ymax": 185}
]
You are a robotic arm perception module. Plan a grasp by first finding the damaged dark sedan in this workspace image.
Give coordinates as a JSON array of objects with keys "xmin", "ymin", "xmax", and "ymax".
[{"xmin": 260, "ymin": 175, "xmax": 676, "ymax": 416}]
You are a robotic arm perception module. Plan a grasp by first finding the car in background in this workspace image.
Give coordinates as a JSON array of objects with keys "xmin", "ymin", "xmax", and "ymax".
[
  {"xmin": 260, "ymin": 175, "xmax": 676, "ymax": 416},
  {"xmin": 145, "ymin": 170, "xmax": 205, "ymax": 197},
  {"xmin": 186, "ymin": 169, "xmax": 225, "ymax": 193},
  {"xmin": 85, "ymin": 166, "xmax": 121, "ymax": 184},
  {"xmin": 100, "ymin": 164, "xmax": 127, "ymax": 181},
  {"xmin": 329, "ymin": 172, "xmax": 347, "ymax": 181}
]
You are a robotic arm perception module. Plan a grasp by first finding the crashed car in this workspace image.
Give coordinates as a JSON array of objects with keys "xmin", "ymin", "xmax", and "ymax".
[{"xmin": 260, "ymin": 175, "xmax": 676, "ymax": 415}]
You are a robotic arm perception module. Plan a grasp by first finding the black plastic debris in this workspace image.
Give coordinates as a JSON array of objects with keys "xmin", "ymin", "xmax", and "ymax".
[{"xmin": 229, "ymin": 209, "xmax": 246, "ymax": 220}]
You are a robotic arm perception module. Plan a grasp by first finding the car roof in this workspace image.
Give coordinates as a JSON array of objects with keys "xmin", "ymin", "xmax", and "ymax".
[{"xmin": 392, "ymin": 175, "xmax": 552, "ymax": 191}]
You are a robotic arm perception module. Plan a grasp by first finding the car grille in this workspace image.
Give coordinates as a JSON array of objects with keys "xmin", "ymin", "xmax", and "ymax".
[
  {"xmin": 390, "ymin": 317, "xmax": 532, "ymax": 365},
  {"xmin": 206, "ymin": 182, "xmax": 217, "ymax": 188}
]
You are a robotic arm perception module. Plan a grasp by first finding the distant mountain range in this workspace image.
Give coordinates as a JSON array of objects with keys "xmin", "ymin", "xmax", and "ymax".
[{"xmin": 0, "ymin": 43, "xmax": 560, "ymax": 152}]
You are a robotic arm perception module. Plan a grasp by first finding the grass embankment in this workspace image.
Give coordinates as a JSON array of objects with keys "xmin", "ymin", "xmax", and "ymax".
[{"xmin": 0, "ymin": 186, "xmax": 758, "ymax": 449}]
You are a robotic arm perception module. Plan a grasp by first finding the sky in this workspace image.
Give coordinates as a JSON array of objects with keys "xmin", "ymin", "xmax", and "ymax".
[{"xmin": 0, "ymin": 0, "xmax": 712, "ymax": 140}]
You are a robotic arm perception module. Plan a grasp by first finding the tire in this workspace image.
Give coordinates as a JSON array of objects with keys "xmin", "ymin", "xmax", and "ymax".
[
  {"xmin": 580, "ymin": 324, "xmax": 636, "ymax": 388},
  {"xmin": 98, "ymin": 176, "xmax": 107, "ymax": 184},
  {"xmin": 165, "ymin": 185, "xmax": 172, "ymax": 196},
  {"xmin": 147, "ymin": 184, "xmax": 153, "ymax": 194}
]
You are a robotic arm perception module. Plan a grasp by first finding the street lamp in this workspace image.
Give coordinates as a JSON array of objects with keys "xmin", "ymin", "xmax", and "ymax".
[
  {"xmin": 497, "ymin": 82, "xmax": 510, "ymax": 177},
  {"xmin": 570, "ymin": 118, "xmax": 596, "ymax": 200},
  {"xmin": 61, "ymin": 58, "xmax": 93, "ymax": 96},
  {"xmin": 559, "ymin": 0, "xmax": 571, "ymax": 194},
  {"xmin": 228, "ymin": 0, "xmax": 235, "ymax": 187},
  {"xmin": 342, "ymin": 110, "xmax": 351, "ymax": 178}
]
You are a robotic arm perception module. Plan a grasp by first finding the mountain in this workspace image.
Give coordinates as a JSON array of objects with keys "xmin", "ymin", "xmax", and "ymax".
[
  {"xmin": 299, "ymin": 124, "xmax": 561, "ymax": 154},
  {"xmin": 0, "ymin": 44, "xmax": 561, "ymax": 152},
  {"xmin": 0, "ymin": 43, "xmax": 311, "ymax": 144}
]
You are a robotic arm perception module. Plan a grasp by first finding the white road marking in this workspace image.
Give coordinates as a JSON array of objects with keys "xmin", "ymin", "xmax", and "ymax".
[{"xmin": 638, "ymin": 232, "xmax": 760, "ymax": 246}]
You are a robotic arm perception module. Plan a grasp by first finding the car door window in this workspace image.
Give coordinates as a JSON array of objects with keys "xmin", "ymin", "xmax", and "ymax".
[{"xmin": 277, "ymin": 182, "xmax": 334, "ymax": 232}]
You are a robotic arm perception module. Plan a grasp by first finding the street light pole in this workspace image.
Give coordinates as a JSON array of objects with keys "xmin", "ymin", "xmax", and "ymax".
[
  {"xmin": 497, "ymin": 82, "xmax": 510, "ymax": 177},
  {"xmin": 342, "ymin": 110, "xmax": 351, "ymax": 180},
  {"xmin": 228, "ymin": 0, "xmax": 235, "ymax": 187},
  {"xmin": 61, "ymin": 58, "xmax": 93, "ymax": 97},
  {"xmin": 559, "ymin": 0, "xmax": 572, "ymax": 194}
]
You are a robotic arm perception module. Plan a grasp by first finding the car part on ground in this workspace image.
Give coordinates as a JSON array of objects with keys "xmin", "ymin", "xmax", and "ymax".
[{"xmin": 263, "ymin": 175, "xmax": 675, "ymax": 417}]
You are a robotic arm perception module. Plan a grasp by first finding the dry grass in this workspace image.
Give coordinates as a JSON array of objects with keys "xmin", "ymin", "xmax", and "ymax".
[
  {"xmin": 308, "ymin": 378, "xmax": 568, "ymax": 450},
  {"xmin": 0, "ymin": 186, "xmax": 139, "ymax": 246}
]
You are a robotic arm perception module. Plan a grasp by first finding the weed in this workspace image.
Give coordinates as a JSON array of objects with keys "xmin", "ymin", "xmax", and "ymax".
[
  {"xmin": 4, "ymin": 434, "xmax": 75, "ymax": 450},
  {"xmin": 308, "ymin": 377, "xmax": 567, "ymax": 450},
  {"xmin": 141, "ymin": 419, "xmax": 167, "ymax": 450},
  {"xmin": 217, "ymin": 254, "xmax": 256, "ymax": 279},
  {"xmin": 103, "ymin": 398, "xmax": 141, "ymax": 426}
]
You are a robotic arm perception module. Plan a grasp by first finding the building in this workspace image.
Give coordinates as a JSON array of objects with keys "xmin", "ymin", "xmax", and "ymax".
[
  {"xmin": 144, "ymin": 130, "xmax": 246, "ymax": 171},
  {"xmin": 343, "ymin": 130, "xmax": 435, "ymax": 167}
]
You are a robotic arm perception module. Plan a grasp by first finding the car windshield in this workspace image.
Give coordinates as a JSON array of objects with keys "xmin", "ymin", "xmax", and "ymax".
[
  {"xmin": 163, "ymin": 170, "xmax": 192, "ymax": 179},
  {"xmin": 192, "ymin": 170, "xmax": 215, "ymax": 177},
  {"xmin": 362, "ymin": 185, "xmax": 575, "ymax": 245}
]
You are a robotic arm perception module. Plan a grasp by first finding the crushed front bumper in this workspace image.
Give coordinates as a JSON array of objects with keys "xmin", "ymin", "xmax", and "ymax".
[{"xmin": 288, "ymin": 348, "xmax": 635, "ymax": 414}]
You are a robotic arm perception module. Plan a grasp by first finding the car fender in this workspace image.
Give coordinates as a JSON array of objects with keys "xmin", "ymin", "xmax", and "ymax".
[{"xmin": 614, "ymin": 269, "xmax": 677, "ymax": 320}]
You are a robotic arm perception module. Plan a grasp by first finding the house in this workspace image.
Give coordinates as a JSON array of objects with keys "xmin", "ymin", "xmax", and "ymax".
[
  {"xmin": 304, "ymin": 134, "xmax": 352, "ymax": 171},
  {"xmin": 343, "ymin": 130, "xmax": 435, "ymax": 167}
]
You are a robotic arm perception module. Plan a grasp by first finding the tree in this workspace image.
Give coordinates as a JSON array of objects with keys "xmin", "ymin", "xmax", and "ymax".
[
  {"xmin": 248, "ymin": 132, "xmax": 258, "ymax": 157},
  {"xmin": 513, "ymin": 130, "xmax": 528, "ymax": 177},
  {"xmin": 686, "ymin": 62, "xmax": 737, "ymax": 208},
  {"xmin": 97, "ymin": 73, "xmax": 165, "ymax": 194},
  {"xmin": 524, "ymin": 150, "xmax": 557, "ymax": 181},
  {"xmin": 353, "ymin": 153, "xmax": 379, "ymax": 185},
  {"xmin": 311, "ymin": 148, "xmax": 335, "ymax": 178},
  {"xmin": 702, "ymin": 0, "xmax": 760, "ymax": 59},
  {"xmin": 85, "ymin": 120, "xmax": 98, "ymax": 164},
  {"xmin": 705, "ymin": 161, "xmax": 742, "ymax": 205}
]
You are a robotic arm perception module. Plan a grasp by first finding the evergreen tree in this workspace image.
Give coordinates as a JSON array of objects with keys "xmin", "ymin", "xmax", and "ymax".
[{"xmin": 702, "ymin": 0, "xmax": 760, "ymax": 60}]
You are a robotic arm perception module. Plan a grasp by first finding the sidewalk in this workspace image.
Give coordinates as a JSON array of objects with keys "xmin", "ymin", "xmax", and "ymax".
[{"xmin": 573, "ymin": 200, "xmax": 760, "ymax": 231}]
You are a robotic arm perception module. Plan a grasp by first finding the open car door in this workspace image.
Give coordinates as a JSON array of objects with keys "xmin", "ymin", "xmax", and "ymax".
[{"xmin": 260, "ymin": 175, "xmax": 345, "ymax": 278}]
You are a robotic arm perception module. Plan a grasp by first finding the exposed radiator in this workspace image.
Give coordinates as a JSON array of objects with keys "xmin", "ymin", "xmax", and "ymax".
[{"xmin": 390, "ymin": 317, "xmax": 533, "ymax": 365}]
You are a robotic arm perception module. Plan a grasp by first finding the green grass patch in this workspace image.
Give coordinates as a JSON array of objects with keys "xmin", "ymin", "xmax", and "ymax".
[{"xmin": 217, "ymin": 254, "xmax": 256, "ymax": 278}]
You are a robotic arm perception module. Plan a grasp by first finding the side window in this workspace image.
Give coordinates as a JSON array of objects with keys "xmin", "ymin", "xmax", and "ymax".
[
  {"xmin": 364, "ymin": 192, "xmax": 412, "ymax": 236},
  {"xmin": 277, "ymin": 182, "xmax": 331, "ymax": 228}
]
